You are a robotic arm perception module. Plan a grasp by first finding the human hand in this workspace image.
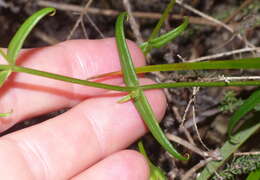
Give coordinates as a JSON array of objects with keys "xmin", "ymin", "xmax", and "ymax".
[{"xmin": 0, "ymin": 38, "xmax": 166, "ymax": 180}]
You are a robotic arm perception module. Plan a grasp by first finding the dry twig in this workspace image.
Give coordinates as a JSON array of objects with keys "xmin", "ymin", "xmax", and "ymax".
[
  {"xmin": 166, "ymin": 133, "xmax": 209, "ymax": 158},
  {"xmin": 182, "ymin": 158, "xmax": 213, "ymax": 180},
  {"xmin": 189, "ymin": 47, "xmax": 260, "ymax": 62},
  {"xmin": 37, "ymin": 0, "xmax": 219, "ymax": 26},
  {"xmin": 175, "ymin": 0, "xmax": 257, "ymax": 50},
  {"xmin": 234, "ymin": 151, "xmax": 260, "ymax": 156},
  {"xmin": 191, "ymin": 88, "xmax": 210, "ymax": 151},
  {"xmin": 34, "ymin": 30, "xmax": 59, "ymax": 45},
  {"xmin": 66, "ymin": 0, "xmax": 93, "ymax": 40},
  {"xmin": 224, "ymin": 0, "xmax": 254, "ymax": 24},
  {"xmin": 122, "ymin": 0, "xmax": 143, "ymax": 44}
]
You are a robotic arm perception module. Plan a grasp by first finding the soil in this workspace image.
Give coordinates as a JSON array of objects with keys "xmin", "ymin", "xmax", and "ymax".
[{"xmin": 0, "ymin": 0, "xmax": 259, "ymax": 179}]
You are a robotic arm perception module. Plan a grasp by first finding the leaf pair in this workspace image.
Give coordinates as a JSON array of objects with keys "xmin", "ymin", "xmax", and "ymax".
[
  {"xmin": 115, "ymin": 12, "xmax": 188, "ymax": 161},
  {"xmin": 0, "ymin": 7, "xmax": 189, "ymax": 161},
  {"xmin": 2, "ymin": 4, "xmax": 259, "ymax": 165}
]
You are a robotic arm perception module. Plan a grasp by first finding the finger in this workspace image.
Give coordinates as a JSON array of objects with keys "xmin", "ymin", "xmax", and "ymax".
[
  {"xmin": 0, "ymin": 79, "xmax": 166, "ymax": 180},
  {"xmin": 72, "ymin": 150, "xmax": 149, "ymax": 180},
  {"xmin": 0, "ymin": 38, "xmax": 145, "ymax": 132}
]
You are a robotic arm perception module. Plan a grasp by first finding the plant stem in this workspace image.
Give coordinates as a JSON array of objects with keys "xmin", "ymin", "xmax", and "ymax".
[
  {"xmin": 1, "ymin": 64, "xmax": 259, "ymax": 91},
  {"xmin": 0, "ymin": 65, "xmax": 134, "ymax": 92},
  {"xmin": 140, "ymin": 80, "xmax": 260, "ymax": 90}
]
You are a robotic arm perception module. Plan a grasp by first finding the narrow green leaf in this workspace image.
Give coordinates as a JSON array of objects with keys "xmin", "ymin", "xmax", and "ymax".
[
  {"xmin": 140, "ymin": 17, "xmax": 189, "ymax": 54},
  {"xmin": 228, "ymin": 89, "xmax": 260, "ymax": 137},
  {"xmin": 116, "ymin": 12, "xmax": 188, "ymax": 160},
  {"xmin": 148, "ymin": 0, "xmax": 176, "ymax": 41},
  {"xmin": 0, "ymin": 70, "xmax": 11, "ymax": 87},
  {"xmin": 136, "ymin": 57, "xmax": 260, "ymax": 73},
  {"xmin": 197, "ymin": 113, "xmax": 260, "ymax": 180},
  {"xmin": 7, "ymin": 7, "xmax": 56, "ymax": 65},
  {"xmin": 115, "ymin": 12, "xmax": 139, "ymax": 87},
  {"xmin": 138, "ymin": 141, "xmax": 167, "ymax": 180},
  {"xmin": 247, "ymin": 169, "xmax": 260, "ymax": 180}
]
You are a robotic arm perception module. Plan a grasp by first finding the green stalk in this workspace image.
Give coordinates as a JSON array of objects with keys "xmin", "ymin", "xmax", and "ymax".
[
  {"xmin": 0, "ymin": 65, "xmax": 134, "ymax": 92},
  {"xmin": 1, "ymin": 64, "xmax": 259, "ymax": 92},
  {"xmin": 115, "ymin": 12, "xmax": 188, "ymax": 160},
  {"xmin": 140, "ymin": 80, "xmax": 260, "ymax": 90}
]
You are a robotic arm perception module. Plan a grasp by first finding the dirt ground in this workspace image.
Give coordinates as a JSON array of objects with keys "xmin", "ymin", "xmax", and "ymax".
[{"xmin": 0, "ymin": 0, "xmax": 260, "ymax": 179}]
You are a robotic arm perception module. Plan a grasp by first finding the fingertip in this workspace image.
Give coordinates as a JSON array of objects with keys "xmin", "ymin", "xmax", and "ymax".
[{"xmin": 72, "ymin": 150, "xmax": 149, "ymax": 180}]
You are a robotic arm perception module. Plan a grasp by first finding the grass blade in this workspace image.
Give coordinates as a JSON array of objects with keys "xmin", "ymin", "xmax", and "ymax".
[
  {"xmin": 116, "ymin": 12, "xmax": 188, "ymax": 160},
  {"xmin": 135, "ymin": 57, "xmax": 260, "ymax": 73},
  {"xmin": 228, "ymin": 89, "xmax": 260, "ymax": 137},
  {"xmin": 7, "ymin": 7, "xmax": 55, "ymax": 64},
  {"xmin": 88, "ymin": 57, "xmax": 260, "ymax": 80}
]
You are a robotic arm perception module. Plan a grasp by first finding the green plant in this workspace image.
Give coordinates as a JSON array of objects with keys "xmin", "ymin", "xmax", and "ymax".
[
  {"xmin": 219, "ymin": 90, "xmax": 244, "ymax": 113},
  {"xmin": 0, "ymin": 4, "xmax": 260, "ymax": 179},
  {"xmin": 115, "ymin": 12, "xmax": 188, "ymax": 161},
  {"xmin": 197, "ymin": 113, "xmax": 260, "ymax": 180},
  {"xmin": 197, "ymin": 89, "xmax": 260, "ymax": 179},
  {"xmin": 211, "ymin": 154, "xmax": 260, "ymax": 180}
]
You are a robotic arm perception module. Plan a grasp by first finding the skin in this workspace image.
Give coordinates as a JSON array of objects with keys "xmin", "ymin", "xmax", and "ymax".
[{"xmin": 0, "ymin": 38, "xmax": 167, "ymax": 180}]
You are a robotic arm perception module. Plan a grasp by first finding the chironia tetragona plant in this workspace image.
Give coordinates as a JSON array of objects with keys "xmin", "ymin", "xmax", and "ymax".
[{"xmin": 0, "ymin": 7, "xmax": 259, "ymax": 163}]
